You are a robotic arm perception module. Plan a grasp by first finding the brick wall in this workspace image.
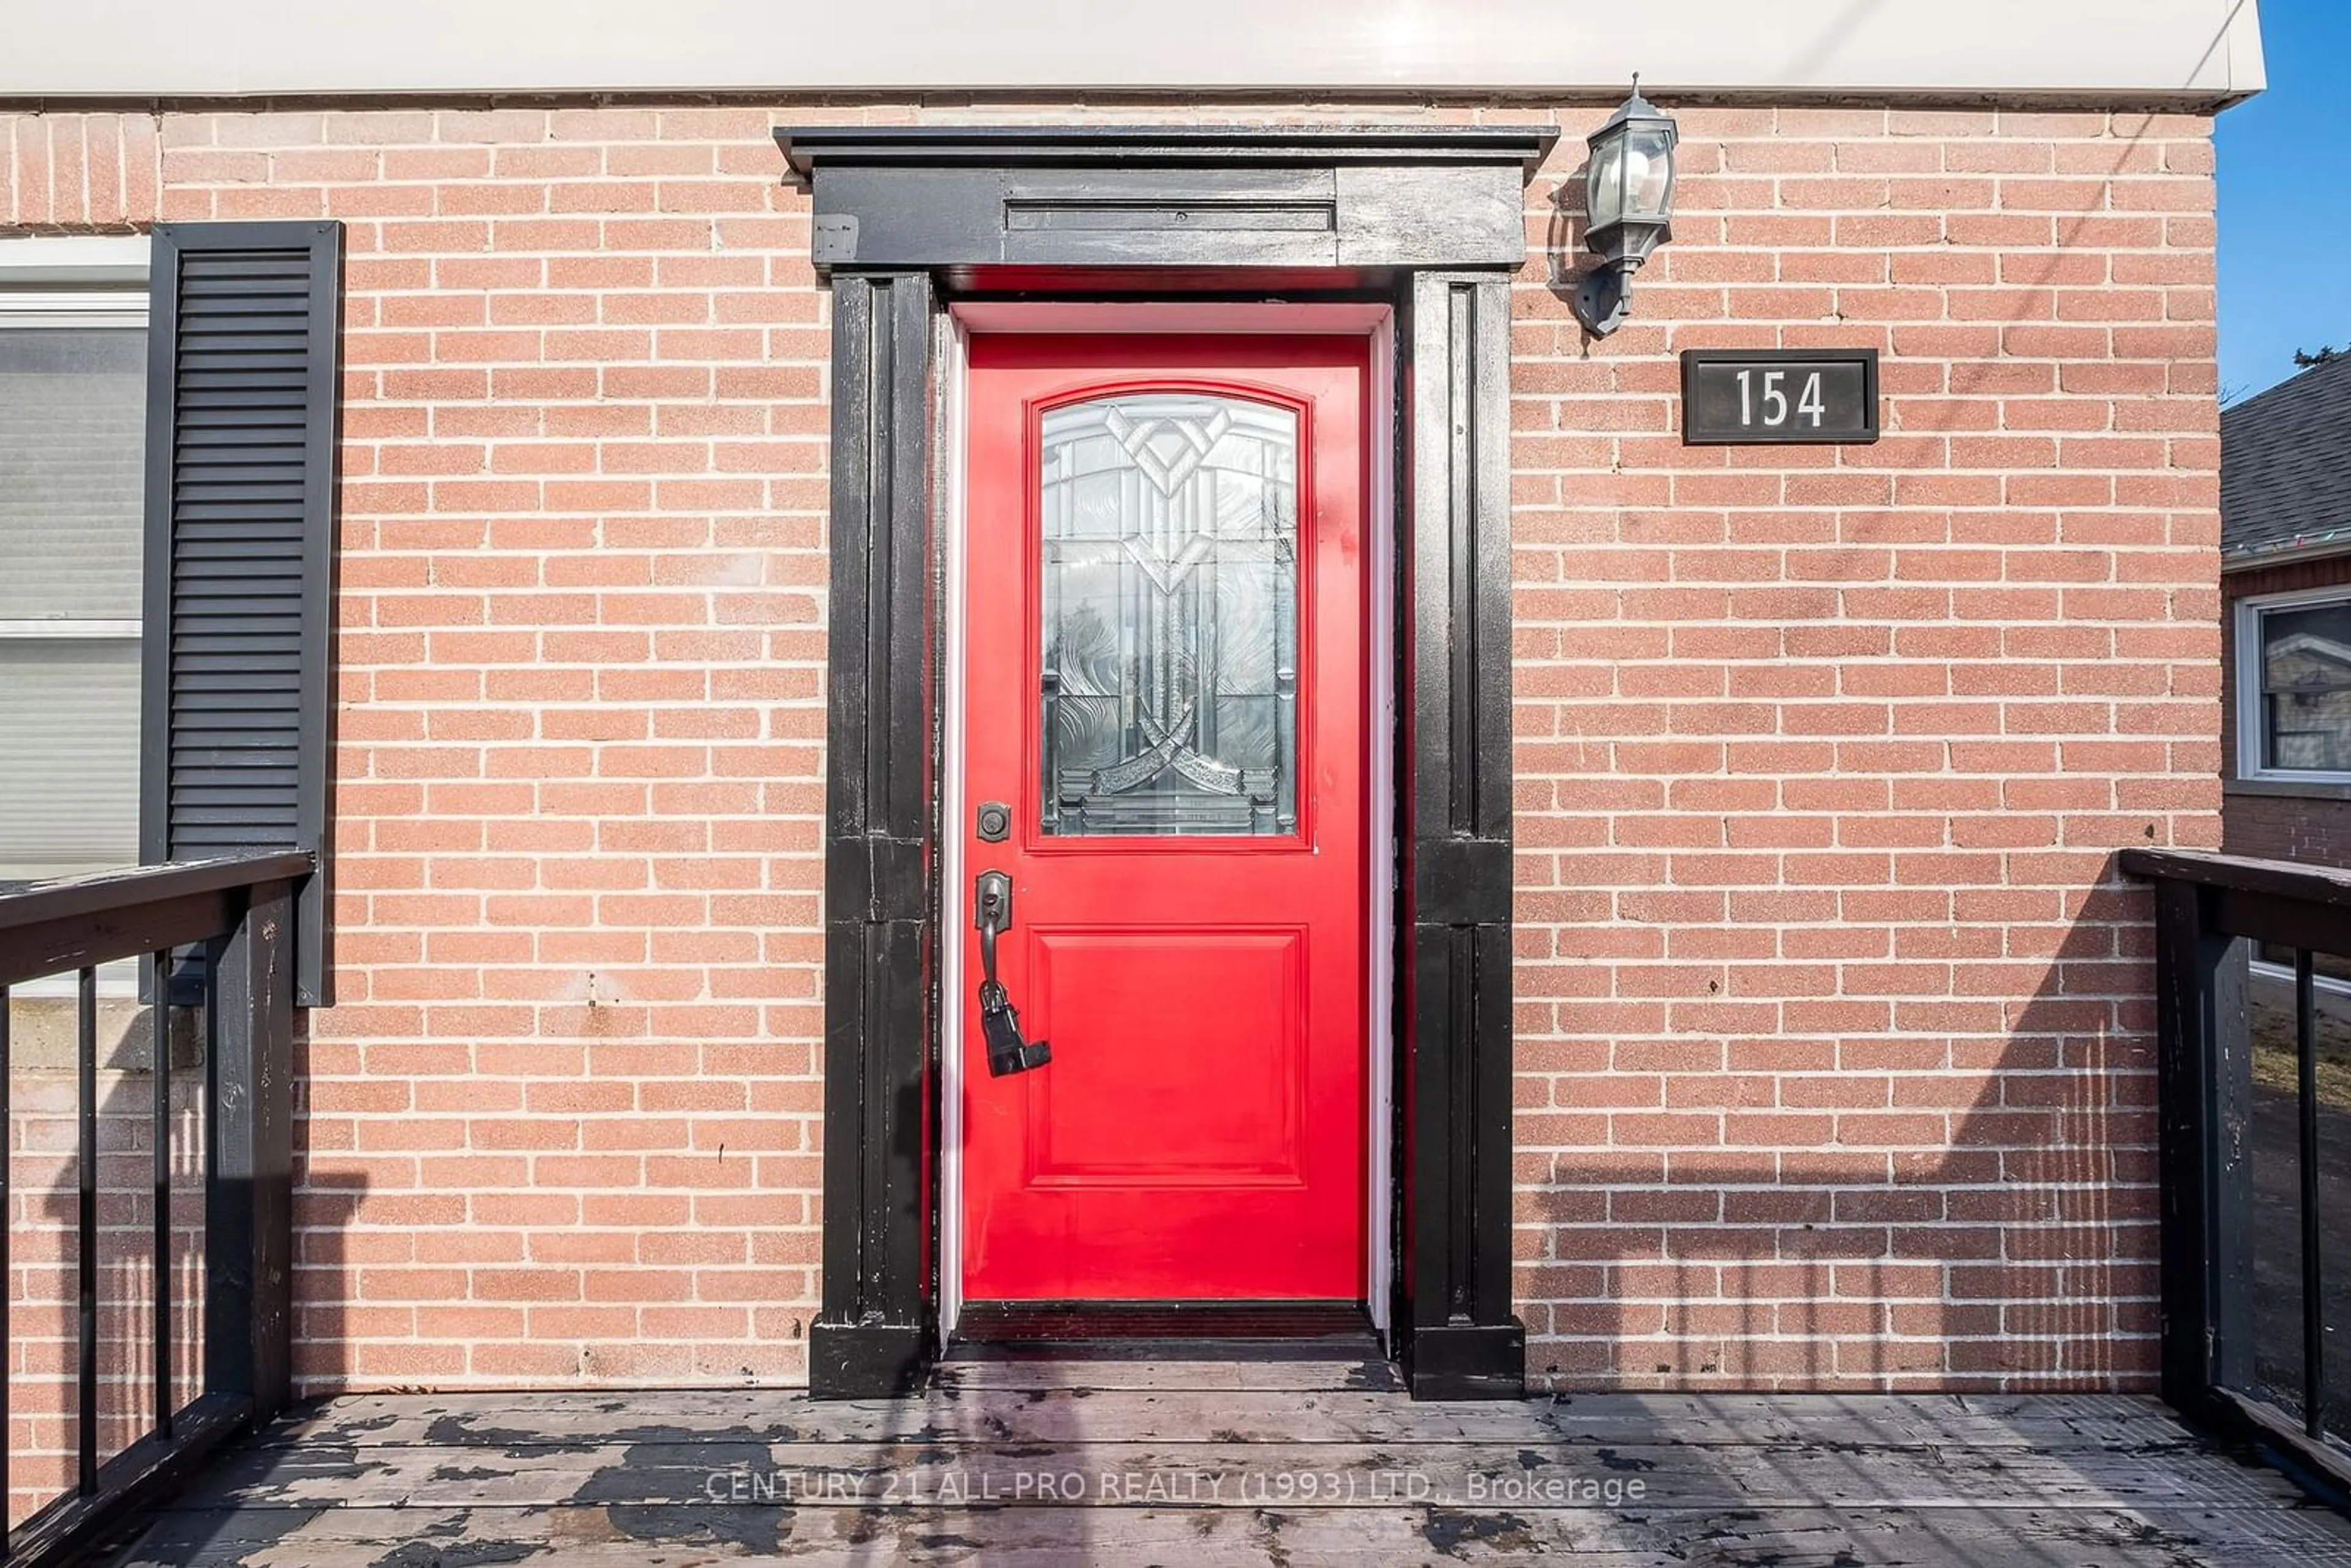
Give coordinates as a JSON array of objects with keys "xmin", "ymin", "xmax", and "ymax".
[
  {"xmin": 0, "ymin": 100, "xmax": 2222, "ymax": 1403},
  {"xmin": 1509, "ymin": 105, "xmax": 2219, "ymax": 1392},
  {"xmin": 2224, "ymin": 789, "xmax": 2351, "ymax": 866},
  {"xmin": 1, "ymin": 111, "xmax": 159, "ymax": 230},
  {"xmin": 12, "ymin": 103, "xmax": 837, "ymax": 1397}
]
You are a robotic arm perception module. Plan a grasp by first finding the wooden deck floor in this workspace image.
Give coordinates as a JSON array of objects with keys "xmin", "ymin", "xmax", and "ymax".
[{"xmin": 95, "ymin": 1342, "xmax": 2351, "ymax": 1566}]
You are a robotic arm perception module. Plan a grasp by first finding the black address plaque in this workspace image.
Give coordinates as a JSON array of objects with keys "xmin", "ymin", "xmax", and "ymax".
[{"xmin": 1681, "ymin": 349, "xmax": 1879, "ymax": 445}]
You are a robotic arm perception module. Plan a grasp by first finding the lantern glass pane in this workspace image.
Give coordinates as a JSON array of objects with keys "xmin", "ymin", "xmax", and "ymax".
[
  {"xmin": 1586, "ymin": 132, "xmax": 1627, "ymax": 231},
  {"xmin": 1626, "ymin": 122, "xmax": 1676, "ymax": 220}
]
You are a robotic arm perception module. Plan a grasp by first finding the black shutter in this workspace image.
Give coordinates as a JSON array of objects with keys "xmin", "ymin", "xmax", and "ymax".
[{"xmin": 141, "ymin": 222, "xmax": 341, "ymax": 1007}]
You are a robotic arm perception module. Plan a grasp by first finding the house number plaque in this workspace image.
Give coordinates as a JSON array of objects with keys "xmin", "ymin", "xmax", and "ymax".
[{"xmin": 1680, "ymin": 348, "xmax": 1880, "ymax": 445}]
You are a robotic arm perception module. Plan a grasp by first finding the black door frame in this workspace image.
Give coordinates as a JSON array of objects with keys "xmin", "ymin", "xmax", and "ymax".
[{"xmin": 780, "ymin": 126, "xmax": 1555, "ymax": 1400}]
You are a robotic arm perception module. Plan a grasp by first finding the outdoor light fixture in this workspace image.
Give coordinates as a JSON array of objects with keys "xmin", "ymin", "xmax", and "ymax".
[{"xmin": 1572, "ymin": 77, "xmax": 1679, "ymax": 337}]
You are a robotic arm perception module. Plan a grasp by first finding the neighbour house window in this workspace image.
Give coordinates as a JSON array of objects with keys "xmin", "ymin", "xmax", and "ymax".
[
  {"xmin": 2239, "ymin": 588, "xmax": 2351, "ymax": 782},
  {"xmin": 0, "ymin": 262, "xmax": 147, "ymax": 888}
]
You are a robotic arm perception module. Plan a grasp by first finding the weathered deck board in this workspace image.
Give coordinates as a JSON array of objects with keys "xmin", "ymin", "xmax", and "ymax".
[
  {"xmin": 107, "ymin": 1502, "xmax": 2351, "ymax": 1568},
  {"xmin": 181, "ymin": 1436, "xmax": 2282, "ymax": 1511},
  {"xmin": 251, "ymin": 1387, "xmax": 2194, "ymax": 1453},
  {"xmin": 268, "ymin": 1382, "xmax": 2163, "ymax": 1423},
  {"xmin": 99, "ymin": 1371, "xmax": 2351, "ymax": 1568}
]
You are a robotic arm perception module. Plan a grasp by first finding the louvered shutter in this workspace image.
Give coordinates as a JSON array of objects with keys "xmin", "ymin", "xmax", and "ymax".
[{"xmin": 141, "ymin": 222, "xmax": 340, "ymax": 1007}]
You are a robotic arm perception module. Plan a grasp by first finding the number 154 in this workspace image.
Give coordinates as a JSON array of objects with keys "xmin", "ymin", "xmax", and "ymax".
[{"xmin": 1736, "ymin": 369, "xmax": 1826, "ymax": 428}]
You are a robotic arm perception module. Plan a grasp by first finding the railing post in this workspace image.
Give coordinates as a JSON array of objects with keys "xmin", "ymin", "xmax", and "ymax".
[
  {"xmin": 2297, "ymin": 949, "xmax": 2326, "ymax": 1437},
  {"xmin": 75, "ymin": 968, "xmax": 98, "ymax": 1498},
  {"xmin": 2152, "ymin": 876, "xmax": 2251, "ymax": 1417},
  {"xmin": 204, "ymin": 883, "xmax": 296, "ymax": 1420}
]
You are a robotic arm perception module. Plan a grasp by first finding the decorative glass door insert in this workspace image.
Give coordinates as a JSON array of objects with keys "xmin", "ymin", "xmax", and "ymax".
[{"xmin": 1037, "ymin": 392, "xmax": 1299, "ymax": 837}]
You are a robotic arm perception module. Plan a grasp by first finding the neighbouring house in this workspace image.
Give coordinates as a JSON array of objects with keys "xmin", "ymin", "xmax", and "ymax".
[
  {"xmin": 0, "ymin": 0, "xmax": 2265, "ymax": 1540},
  {"xmin": 2220, "ymin": 353, "xmax": 2351, "ymax": 865}
]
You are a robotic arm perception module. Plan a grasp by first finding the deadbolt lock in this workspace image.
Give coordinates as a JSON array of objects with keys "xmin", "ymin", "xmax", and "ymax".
[{"xmin": 976, "ymin": 800, "xmax": 1011, "ymax": 842}]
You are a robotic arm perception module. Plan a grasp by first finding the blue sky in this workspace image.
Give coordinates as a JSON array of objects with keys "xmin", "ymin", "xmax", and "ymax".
[{"xmin": 2218, "ymin": 0, "xmax": 2351, "ymax": 402}]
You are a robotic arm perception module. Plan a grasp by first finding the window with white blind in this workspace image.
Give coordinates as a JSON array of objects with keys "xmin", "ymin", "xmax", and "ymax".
[{"xmin": 0, "ymin": 255, "xmax": 148, "ymax": 888}]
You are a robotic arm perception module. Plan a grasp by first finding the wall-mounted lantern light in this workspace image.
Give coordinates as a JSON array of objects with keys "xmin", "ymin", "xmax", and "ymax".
[{"xmin": 1572, "ymin": 78, "xmax": 1679, "ymax": 337}]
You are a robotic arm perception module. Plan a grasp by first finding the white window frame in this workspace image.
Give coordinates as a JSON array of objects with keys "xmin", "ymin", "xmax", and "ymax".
[
  {"xmin": 0, "ymin": 237, "xmax": 151, "ymax": 995},
  {"xmin": 2235, "ymin": 582, "xmax": 2351, "ymax": 786}
]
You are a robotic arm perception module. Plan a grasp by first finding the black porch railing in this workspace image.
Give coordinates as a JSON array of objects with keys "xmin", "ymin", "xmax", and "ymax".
[
  {"xmin": 2127, "ymin": 846, "xmax": 2351, "ymax": 1491},
  {"xmin": 0, "ymin": 852, "xmax": 309, "ymax": 1566}
]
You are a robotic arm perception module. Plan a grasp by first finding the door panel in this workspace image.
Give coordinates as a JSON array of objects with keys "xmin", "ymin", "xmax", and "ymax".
[
  {"xmin": 962, "ymin": 333, "xmax": 1368, "ymax": 1304},
  {"xmin": 1027, "ymin": 928, "xmax": 1306, "ymax": 1183}
]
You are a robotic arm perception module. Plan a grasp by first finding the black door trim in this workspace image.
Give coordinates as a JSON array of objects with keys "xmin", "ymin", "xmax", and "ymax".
[{"xmin": 790, "ymin": 124, "xmax": 1553, "ymax": 1401}]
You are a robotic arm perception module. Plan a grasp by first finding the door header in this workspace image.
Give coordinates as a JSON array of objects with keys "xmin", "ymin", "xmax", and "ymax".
[
  {"xmin": 950, "ymin": 301, "xmax": 1392, "ymax": 336},
  {"xmin": 775, "ymin": 124, "xmax": 1559, "ymax": 277}
]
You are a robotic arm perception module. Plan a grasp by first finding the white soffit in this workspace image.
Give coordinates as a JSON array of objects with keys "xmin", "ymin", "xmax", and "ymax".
[{"xmin": 0, "ymin": 0, "xmax": 2266, "ymax": 103}]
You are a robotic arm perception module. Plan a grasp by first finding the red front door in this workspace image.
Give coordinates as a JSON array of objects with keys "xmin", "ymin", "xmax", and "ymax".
[{"xmin": 961, "ymin": 334, "xmax": 1369, "ymax": 1304}]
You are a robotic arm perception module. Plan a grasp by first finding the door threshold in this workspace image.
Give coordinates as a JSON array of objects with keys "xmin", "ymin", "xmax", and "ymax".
[{"xmin": 956, "ymin": 1299, "xmax": 1371, "ymax": 1345}]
